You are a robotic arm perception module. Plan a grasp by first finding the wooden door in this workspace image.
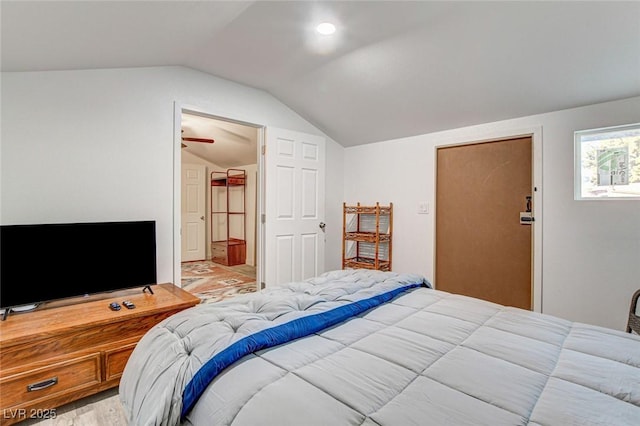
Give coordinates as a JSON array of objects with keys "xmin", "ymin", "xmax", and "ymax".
[
  {"xmin": 264, "ymin": 127, "xmax": 325, "ymax": 287},
  {"xmin": 435, "ymin": 137, "xmax": 532, "ymax": 309}
]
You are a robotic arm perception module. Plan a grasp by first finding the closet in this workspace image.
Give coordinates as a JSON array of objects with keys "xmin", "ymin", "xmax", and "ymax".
[{"xmin": 210, "ymin": 169, "xmax": 246, "ymax": 266}]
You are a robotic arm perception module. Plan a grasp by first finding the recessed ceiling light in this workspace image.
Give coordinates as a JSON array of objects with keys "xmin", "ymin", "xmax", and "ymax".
[{"xmin": 316, "ymin": 22, "xmax": 336, "ymax": 35}]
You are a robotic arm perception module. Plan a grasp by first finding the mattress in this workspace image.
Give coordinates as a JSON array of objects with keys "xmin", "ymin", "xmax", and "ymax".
[{"xmin": 119, "ymin": 269, "xmax": 640, "ymax": 426}]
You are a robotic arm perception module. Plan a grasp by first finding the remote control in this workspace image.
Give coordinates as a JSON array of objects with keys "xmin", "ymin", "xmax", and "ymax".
[
  {"xmin": 122, "ymin": 300, "xmax": 135, "ymax": 309},
  {"xmin": 109, "ymin": 302, "xmax": 121, "ymax": 311}
]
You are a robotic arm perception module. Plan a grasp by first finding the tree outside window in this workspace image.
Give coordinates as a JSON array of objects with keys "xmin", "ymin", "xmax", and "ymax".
[{"xmin": 575, "ymin": 123, "xmax": 640, "ymax": 200}]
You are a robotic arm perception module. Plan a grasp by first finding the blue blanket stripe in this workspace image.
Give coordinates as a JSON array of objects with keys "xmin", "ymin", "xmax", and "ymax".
[{"xmin": 181, "ymin": 281, "xmax": 425, "ymax": 418}]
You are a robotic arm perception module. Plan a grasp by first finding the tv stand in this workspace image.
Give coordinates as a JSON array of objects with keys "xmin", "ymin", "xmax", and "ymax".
[{"xmin": 0, "ymin": 283, "xmax": 199, "ymax": 425}]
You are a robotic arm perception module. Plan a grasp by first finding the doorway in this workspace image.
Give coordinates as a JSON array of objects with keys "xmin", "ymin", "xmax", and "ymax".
[
  {"xmin": 178, "ymin": 108, "xmax": 262, "ymax": 292},
  {"xmin": 435, "ymin": 136, "xmax": 534, "ymax": 309}
]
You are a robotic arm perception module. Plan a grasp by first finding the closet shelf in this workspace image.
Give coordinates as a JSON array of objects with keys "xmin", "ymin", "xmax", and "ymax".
[
  {"xmin": 344, "ymin": 205, "xmax": 392, "ymax": 215},
  {"xmin": 211, "ymin": 169, "xmax": 246, "ymax": 266},
  {"xmin": 343, "ymin": 257, "xmax": 392, "ymax": 271},
  {"xmin": 344, "ymin": 232, "xmax": 391, "ymax": 243}
]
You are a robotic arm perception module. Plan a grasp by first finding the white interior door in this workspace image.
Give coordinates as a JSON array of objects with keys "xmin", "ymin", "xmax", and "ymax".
[
  {"xmin": 264, "ymin": 128, "xmax": 325, "ymax": 287},
  {"xmin": 181, "ymin": 163, "xmax": 206, "ymax": 262}
]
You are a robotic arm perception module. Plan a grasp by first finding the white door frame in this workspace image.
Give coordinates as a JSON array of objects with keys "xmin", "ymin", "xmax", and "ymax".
[
  {"xmin": 432, "ymin": 125, "xmax": 543, "ymax": 312},
  {"xmin": 172, "ymin": 102, "xmax": 265, "ymax": 289}
]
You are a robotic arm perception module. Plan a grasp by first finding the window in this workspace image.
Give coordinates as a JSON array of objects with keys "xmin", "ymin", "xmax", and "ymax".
[{"xmin": 574, "ymin": 123, "xmax": 640, "ymax": 200}]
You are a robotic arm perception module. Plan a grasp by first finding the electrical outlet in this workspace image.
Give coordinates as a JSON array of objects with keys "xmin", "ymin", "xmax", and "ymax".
[{"xmin": 418, "ymin": 202, "xmax": 429, "ymax": 214}]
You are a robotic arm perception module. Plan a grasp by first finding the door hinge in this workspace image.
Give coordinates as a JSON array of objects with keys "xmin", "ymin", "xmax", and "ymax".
[
  {"xmin": 261, "ymin": 214, "xmax": 266, "ymax": 223},
  {"xmin": 261, "ymin": 282, "xmax": 266, "ymax": 289},
  {"xmin": 261, "ymin": 145, "xmax": 266, "ymax": 155}
]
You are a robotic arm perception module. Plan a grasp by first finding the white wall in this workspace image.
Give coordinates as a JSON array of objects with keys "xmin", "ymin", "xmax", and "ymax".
[
  {"xmin": 345, "ymin": 96, "xmax": 640, "ymax": 330},
  {"xmin": 324, "ymin": 138, "xmax": 345, "ymax": 271},
  {"xmin": 6, "ymin": 65, "xmax": 634, "ymax": 330},
  {"xmin": 1, "ymin": 66, "xmax": 345, "ymax": 283}
]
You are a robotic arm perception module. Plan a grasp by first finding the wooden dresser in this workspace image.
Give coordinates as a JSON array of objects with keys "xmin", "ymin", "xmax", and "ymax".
[{"xmin": 0, "ymin": 283, "xmax": 200, "ymax": 425}]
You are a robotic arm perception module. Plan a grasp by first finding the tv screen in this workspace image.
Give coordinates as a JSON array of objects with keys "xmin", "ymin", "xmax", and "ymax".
[{"xmin": 0, "ymin": 220, "xmax": 157, "ymax": 310}]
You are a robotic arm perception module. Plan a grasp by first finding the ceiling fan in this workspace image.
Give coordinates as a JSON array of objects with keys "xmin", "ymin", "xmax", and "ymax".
[{"xmin": 181, "ymin": 129, "xmax": 214, "ymax": 147}]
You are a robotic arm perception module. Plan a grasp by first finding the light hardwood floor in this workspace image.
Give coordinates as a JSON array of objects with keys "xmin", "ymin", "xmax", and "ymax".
[{"xmin": 21, "ymin": 388, "xmax": 126, "ymax": 425}]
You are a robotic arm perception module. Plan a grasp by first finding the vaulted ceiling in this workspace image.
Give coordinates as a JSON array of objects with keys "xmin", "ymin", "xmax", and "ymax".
[
  {"xmin": 181, "ymin": 113, "xmax": 258, "ymax": 168},
  {"xmin": 2, "ymin": 1, "xmax": 639, "ymax": 147}
]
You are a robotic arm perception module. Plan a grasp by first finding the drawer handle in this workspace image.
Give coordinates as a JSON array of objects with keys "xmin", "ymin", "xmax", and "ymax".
[{"xmin": 27, "ymin": 377, "xmax": 58, "ymax": 392}]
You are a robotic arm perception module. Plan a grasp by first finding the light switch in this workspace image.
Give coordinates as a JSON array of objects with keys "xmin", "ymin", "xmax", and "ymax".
[{"xmin": 418, "ymin": 202, "xmax": 429, "ymax": 214}]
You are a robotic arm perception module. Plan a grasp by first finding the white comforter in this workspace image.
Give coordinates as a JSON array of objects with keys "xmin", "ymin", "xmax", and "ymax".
[{"xmin": 120, "ymin": 269, "xmax": 640, "ymax": 425}]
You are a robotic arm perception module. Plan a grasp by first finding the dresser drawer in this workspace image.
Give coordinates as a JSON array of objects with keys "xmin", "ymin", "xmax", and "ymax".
[
  {"xmin": 104, "ymin": 342, "xmax": 137, "ymax": 381},
  {"xmin": 0, "ymin": 353, "xmax": 101, "ymax": 408},
  {"xmin": 212, "ymin": 243, "xmax": 227, "ymax": 257}
]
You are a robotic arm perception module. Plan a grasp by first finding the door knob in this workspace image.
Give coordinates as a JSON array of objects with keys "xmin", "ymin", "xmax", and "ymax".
[
  {"xmin": 200, "ymin": 216, "xmax": 205, "ymax": 221},
  {"xmin": 319, "ymin": 222, "xmax": 326, "ymax": 231}
]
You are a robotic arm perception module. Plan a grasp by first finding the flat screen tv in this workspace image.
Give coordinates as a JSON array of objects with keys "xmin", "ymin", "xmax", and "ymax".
[{"xmin": 0, "ymin": 220, "xmax": 157, "ymax": 314}]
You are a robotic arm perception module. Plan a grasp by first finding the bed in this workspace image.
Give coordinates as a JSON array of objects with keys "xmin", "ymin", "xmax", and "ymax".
[{"xmin": 119, "ymin": 269, "xmax": 640, "ymax": 426}]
